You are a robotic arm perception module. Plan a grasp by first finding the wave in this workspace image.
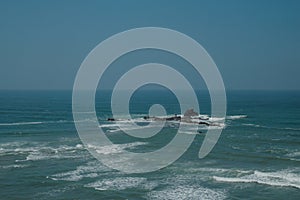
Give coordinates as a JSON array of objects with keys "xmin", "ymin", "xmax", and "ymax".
[
  {"xmin": 140, "ymin": 168, "xmax": 228, "ymax": 199},
  {"xmin": 178, "ymin": 131, "xmax": 200, "ymax": 135},
  {"xmin": 226, "ymin": 115, "xmax": 247, "ymax": 120},
  {"xmin": 213, "ymin": 169, "xmax": 300, "ymax": 189},
  {"xmin": 0, "ymin": 120, "xmax": 70, "ymax": 126},
  {"xmin": 102, "ymin": 119, "xmax": 225, "ymax": 132},
  {"xmin": 289, "ymin": 158, "xmax": 300, "ymax": 162},
  {"xmin": 242, "ymin": 123, "xmax": 262, "ymax": 128},
  {"xmin": 0, "ymin": 142, "xmax": 87, "ymax": 161},
  {"xmin": 0, "ymin": 121, "xmax": 44, "ymax": 126},
  {"xmin": 242, "ymin": 123, "xmax": 300, "ymax": 131},
  {"xmin": 107, "ymin": 126, "xmax": 153, "ymax": 133},
  {"xmin": 49, "ymin": 161, "xmax": 112, "ymax": 181},
  {"xmin": 0, "ymin": 114, "xmax": 247, "ymax": 127},
  {"xmin": 99, "ymin": 123, "xmax": 120, "ymax": 128},
  {"xmin": 209, "ymin": 117, "xmax": 225, "ymax": 122},
  {"xmin": 286, "ymin": 151, "xmax": 300, "ymax": 161},
  {"xmin": 0, "ymin": 119, "xmax": 98, "ymax": 126},
  {"xmin": 283, "ymin": 127, "xmax": 300, "ymax": 131},
  {"xmin": 286, "ymin": 151, "xmax": 300, "ymax": 157},
  {"xmin": 85, "ymin": 177, "xmax": 151, "ymax": 191},
  {"xmin": 186, "ymin": 167, "xmax": 250, "ymax": 174},
  {"xmin": 25, "ymin": 144, "xmax": 85, "ymax": 161},
  {"xmin": 0, "ymin": 164, "xmax": 29, "ymax": 169},
  {"xmin": 0, "ymin": 142, "xmax": 42, "ymax": 156},
  {"xmin": 147, "ymin": 185, "xmax": 226, "ymax": 200},
  {"xmin": 87, "ymin": 142, "xmax": 147, "ymax": 155},
  {"xmin": 1, "ymin": 140, "xmax": 147, "ymax": 161}
]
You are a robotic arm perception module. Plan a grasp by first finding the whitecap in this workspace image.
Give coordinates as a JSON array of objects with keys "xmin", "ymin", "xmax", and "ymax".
[
  {"xmin": 85, "ymin": 177, "xmax": 149, "ymax": 191},
  {"xmin": 283, "ymin": 127, "xmax": 300, "ymax": 131},
  {"xmin": 147, "ymin": 186, "xmax": 226, "ymax": 200},
  {"xmin": 87, "ymin": 142, "xmax": 147, "ymax": 155},
  {"xmin": 226, "ymin": 115, "xmax": 247, "ymax": 120},
  {"xmin": 49, "ymin": 161, "xmax": 112, "ymax": 181},
  {"xmin": 209, "ymin": 117, "xmax": 225, "ymax": 122},
  {"xmin": 213, "ymin": 169, "xmax": 300, "ymax": 189},
  {"xmin": 0, "ymin": 121, "xmax": 43, "ymax": 126},
  {"xmin": 178, "ymin": 131, "xmax": 200, "ymax": 135},
  {"xmin": 23, "ymin": 144, "xmax": 86, "ymax": 161},
  {"xmin": 286, "ymin": 151, "xmax": 300, "ymax": 157},
  {"xmin": 242, "ymin": 123, "xmax": 262, "ymax": 128},
  {"xmin": 98, "ymin": 123, "xmax": 120, "ymax": 128},
  {"xmin": 0, "ymin": 164, "xmax": 29, "ymax": 169}
]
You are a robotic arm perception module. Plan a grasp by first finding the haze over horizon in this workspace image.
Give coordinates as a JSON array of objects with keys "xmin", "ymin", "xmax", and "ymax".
[{"xmin": 0, "ymin": 0, "xmax": 299, "ymax": 91}]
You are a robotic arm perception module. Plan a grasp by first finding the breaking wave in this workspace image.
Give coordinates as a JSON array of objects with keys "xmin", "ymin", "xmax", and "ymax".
[
  {"xmin": 48, "ymin": 161, "xmax": 112, "ymax": 181},
  {"xmin": 87, "ymin": 142, "xmax": 148, "ymax": 155},
  {"xmin": 147, "ymin": 186, "xmax": 226, "ymax": 200},
  {"xmin": 213, "ymin": 169, "xmax": 300, "ymax": 189},
  {"xmin": 0, "ymin": 121, "xmax": 44, "ymax": 126},
  {"xmin": 85, "ymin": 177, "xmax": 153, "ymax": 191},
  {"xmin": 242, "ymin": 123, "xmax": 300, "ymax": 131}
]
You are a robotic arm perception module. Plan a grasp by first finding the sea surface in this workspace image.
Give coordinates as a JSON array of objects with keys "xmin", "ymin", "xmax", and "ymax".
[{"xmin": 0, "ymin": 90, "xmax": 300, "ymax": 199}]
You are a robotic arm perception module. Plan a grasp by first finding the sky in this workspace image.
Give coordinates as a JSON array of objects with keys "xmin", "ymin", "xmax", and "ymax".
[{"xmin": 0, "ymin": 0, "xmax": 299, "ymax": 90}]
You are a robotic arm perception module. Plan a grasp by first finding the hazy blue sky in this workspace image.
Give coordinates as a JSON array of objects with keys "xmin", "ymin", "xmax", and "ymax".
[{"xmin": 0, "ymin": 0, "xmax": 299, "ymax": 90}]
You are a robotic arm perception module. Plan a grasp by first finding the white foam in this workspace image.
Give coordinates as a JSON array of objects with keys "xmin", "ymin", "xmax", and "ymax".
[
  {"xmin": 0, "ymin": 140, "xmax": 87, "ymax": 162},
  {"xmin": 287, "ymin": 151, "xmax": 300, "ymax": 157},
  {"xmin": 0, "ymin": 119, "xmax": 96, "ymax": 126},
  {"xmin": 147, "ymin": 186, "xmax": 226, "ymax": 200},
  {"xmin": 178, "ymin": 131, "xmax": 199, "ymax": 135},
  {"xmin": 242, "ymin": 123, "xmax": 300, "ymax": 131},
  {"xmin": 226, "ymin": 115, "xmax": 247, "ymax": 120},
  {"xmin": 0, "ymin": 121, "xmax": 43, "ymax": 126},
  {"xmin": 183, "ymin": 167, "xmax": 250, "ymax": 176},
  {"xmin": 197, "ymin": 114, "xmax": 209, "ymax": 119},
  {"xmin": 213, "ymin": 169, "xmax": 300, "ymax": 189},
  {"xmin": 242, "ymin": 123, "xmax": 262, "ymax": 128},
  {"xmin": 75, "ymin": 144, "xmax": 83, "ymax": 148},
  {"xmin": 106, "ymin": 123, "xmax": 162, "ymax": 133},
  {"xmin": 85, "ymin": 177, "xmax": 150, "ymax": 191},
  {"xmin": 24, "ymin": 144, "xmax": 86, "ymax": 161},
  {"xmin": 87, "ymin": 142, "xmax": 147, "ymax": 155},
  {"xmin": 107, "ymin": 126, "xmax": 146, "ymax": 133},
  {"xmin": 99, "ymin": 123, "xmax": 119, "ymax": 128},
  {"xmin": 283, "ymin": 127, "xmax": 300, "ymax": 131},
  {"xmin": 49, "ymin": 161, "xmax": 112, "ymax": 181},
  {"xmin": 209, "ymin": 117, "xmax": 225, "ymax": 122},
  {"xmin": 0, "ymin": 164, "xmax": 29, "ymax": 169},
  {"xmin": 198, "ymin": 123, "xmax": 226, "ymax": 130},
  {"xmin": 50, "ymin": 172, "xmax": 98, "ymax": 182},
  {"xmin": 289, "ymin": 158, "xmax": 300, "ymax": 162},
  {"xmin": 0, "ymin": 143, "xmax": 41, "ymax": 156},
  {"xmin": 25, "ymin": 152, "xmax": 81, "ymax": 161}
]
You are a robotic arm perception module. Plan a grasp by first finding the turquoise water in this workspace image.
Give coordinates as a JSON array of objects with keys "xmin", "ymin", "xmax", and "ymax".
[{"xmin": 0, "ymin": 90, "xmax": 300, "ymax": 199}]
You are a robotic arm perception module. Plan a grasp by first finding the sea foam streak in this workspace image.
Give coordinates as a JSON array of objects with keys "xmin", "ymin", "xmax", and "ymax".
[
  {"xmin": 49, "ymin": 161, "xmax": 112, "ymax": 181},
  {"xmin": 213, "ymin": 169, "xmax": 300, "ymax": 189},
  {"xmin": 0, "ymin": 121, "xmax": 43, "ymax": 126},
  {"xmin": 0, "ymin": 164, "xmax": 29, "ymax": 169},
  {"xmin": 147, "ymin": 186, "xmax": 226, "ymax": 200},
  {"xmin": 87, "ymin": 142, "xmax": 147, "ymax": 155},
  {"xmin": 242, "ymin": 123, "xmax": 300, "ymax": 131},
  {"xmin": 226, "ymin": 115, "xmax": 247, "ymax": 120},
  {"xmin": 0, "ymin": 142, "xmax": 86, "ymax": 161},
  {"xmin": 0, "ymin": 119, "xmax": 96, "ymax": 126},
  {"xmin": 25, "ymin": 144, "xmax": 85, "ymax": 161},
  {"xmin": 85, "ymin": 177, "xmax": 152, "ymax": 191}
]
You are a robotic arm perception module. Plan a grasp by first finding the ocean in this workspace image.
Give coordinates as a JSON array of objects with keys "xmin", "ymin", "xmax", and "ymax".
[{"xmin": 0, "ymin": 90, "xmax": 300, "ymax": 199}]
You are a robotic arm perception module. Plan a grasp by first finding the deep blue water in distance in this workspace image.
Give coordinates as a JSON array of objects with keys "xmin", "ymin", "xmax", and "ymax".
[{"xmin": 0, "ymin": 90, "xmax": 300, "ymax": 199}]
